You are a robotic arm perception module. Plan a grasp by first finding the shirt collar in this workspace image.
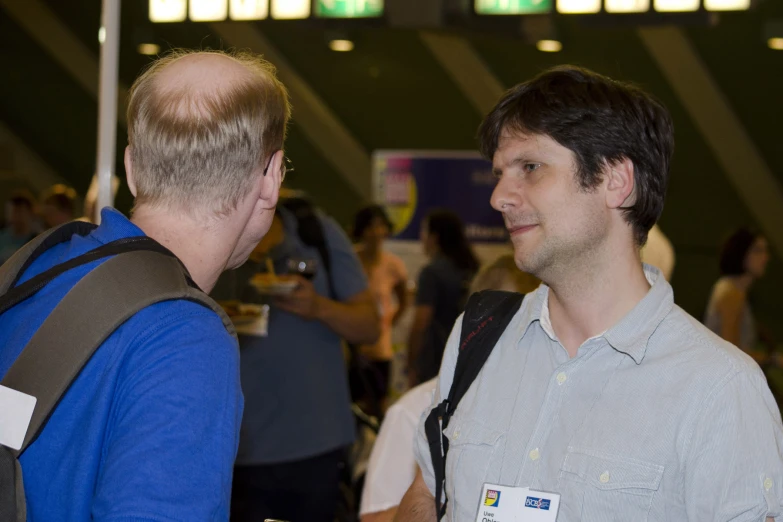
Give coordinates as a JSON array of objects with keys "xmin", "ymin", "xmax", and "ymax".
[
  {"xmin": 518, "ymin": 283, "xmax": 550, "ymax": 338},
  {"xmin": 518, "ymin": 264, "xmax": 674, "ymax": 364},
  {"xmin": 603, "ymin": 265, "xmax": 674, "ymax": 364},
  {"xmin": 89, "ymin": 207, "xmax": 146, "ymax": 244}
]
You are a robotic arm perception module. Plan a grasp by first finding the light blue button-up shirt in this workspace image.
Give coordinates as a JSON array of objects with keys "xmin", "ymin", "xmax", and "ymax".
[{"xmin": 415, "ymin": 266, "xmax": 783, "ymax": 521}]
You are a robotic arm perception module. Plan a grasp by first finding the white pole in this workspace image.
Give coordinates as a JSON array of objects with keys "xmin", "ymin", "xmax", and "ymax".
[{"xmin": 95, "ymin": 0, "xmax": 121, "ymax": 223}]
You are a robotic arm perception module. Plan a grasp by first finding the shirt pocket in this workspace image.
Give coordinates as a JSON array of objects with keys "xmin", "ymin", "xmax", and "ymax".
[
  {"xmin": 558, "ymin": 447, "xmax": 664, "ymax": 522},
  {"xmin": 443, "ymin": 419, "xmax": 504, "ymax": 521}
]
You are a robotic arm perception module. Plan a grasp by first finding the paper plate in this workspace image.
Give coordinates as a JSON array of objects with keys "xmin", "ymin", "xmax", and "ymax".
[{"xmin": 249, "ymin": 279, "xmax": 298, "ymax": 296}]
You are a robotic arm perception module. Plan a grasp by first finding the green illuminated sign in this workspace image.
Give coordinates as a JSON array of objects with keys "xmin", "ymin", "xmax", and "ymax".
[
  {"xmin": 475, "ymin": 0, "xmax": 552, "ymax": 14},
  {"xmin": 316, "ymin": 0, "xmax": 383, "ymax": 18}
]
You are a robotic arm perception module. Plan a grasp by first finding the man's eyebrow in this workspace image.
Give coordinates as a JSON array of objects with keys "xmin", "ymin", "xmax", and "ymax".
[
  {"xmin": 493, "ymin": 156, "xmax": 531, "ymax": 175},
  {"xmin": 509, "ymin": 156, "xmax": 530, "ymax": 167}
]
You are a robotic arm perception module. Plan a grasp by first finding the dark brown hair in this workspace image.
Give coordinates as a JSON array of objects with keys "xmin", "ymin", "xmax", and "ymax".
[
  {"xmin": 478, "ymin": 65, "xmax": 674, "ymax": 246},
  {"xmin": 425, "ymin": 209, "xmax": 479, "ymax": 274},
  {"xmin": 719, "ymin": 227, "xmax": 762, "ymax": 276}
]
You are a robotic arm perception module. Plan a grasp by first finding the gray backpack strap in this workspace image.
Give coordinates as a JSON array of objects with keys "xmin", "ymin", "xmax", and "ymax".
[{"xmin": 1, "ymin": 249, "xmax": 236, "ymax": 458}]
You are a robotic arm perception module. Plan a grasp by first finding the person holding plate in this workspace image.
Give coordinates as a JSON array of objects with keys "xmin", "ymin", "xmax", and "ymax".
[{"xmin": 212, "ymin": 194, "xmax": 379, "ymax": 522}]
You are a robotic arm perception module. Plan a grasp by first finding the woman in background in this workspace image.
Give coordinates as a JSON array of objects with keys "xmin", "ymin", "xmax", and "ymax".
[
  {"xmin": 352, "ymin": 205, "xmax": 409, "ymax": 412},
  {"xmin": 705, "ymin": 227, "xmax": 770, "ymax": 360},
  {"xmin": 359, "ymin": 255, "xmax": 536, "ymax": 522},
  {"xmin": 407, "ymin": 209, "xmax": 479, "ymax": 386}
]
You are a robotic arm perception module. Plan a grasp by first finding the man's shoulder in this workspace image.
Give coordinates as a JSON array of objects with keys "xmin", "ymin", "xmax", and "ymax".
[
  {"xmin": 648, "ymin": 304, "xmax": 761, "ymax": 380},
  {"xmin": 383, "ymin": 250, "xmax": 404, "ymax": 264},
  {"xmin": 115, "ymin": 299, "xmax": 237, "ymax": 371},
  {"xmin": 383, "ymin": 250, "xmax": 407, "ymax": 271},
  {"xmin": 130, "ymin": 298, "xmax": 234, "ymax": 343},
  {"xmin": 107, "ymin": 299, "xmax": 239, "ymax": 398},
  {"xmin": 319, "ymin": 213, "xmax": 354, "ymax": 249},
  {"xmin": 420, "ymin": 258, "xmax": 451, "ymax": 283}
]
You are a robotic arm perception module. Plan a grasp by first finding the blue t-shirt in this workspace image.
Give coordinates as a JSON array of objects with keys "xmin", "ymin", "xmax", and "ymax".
[
  {"xmin": 212, "ymin": 207, "xmax": 367, "ymax": 465},
  {"xmin": 0, "ymin": 209, "xmax": 243, "ymax": 521}
]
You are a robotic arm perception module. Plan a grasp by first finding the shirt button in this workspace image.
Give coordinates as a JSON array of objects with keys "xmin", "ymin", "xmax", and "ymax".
[
  {"xmin": 599, "ymin": 471, "xmax": 610, "ymax": 484},
  {"xmin": 529, "ymin": 448, "xmax": 540, "ymax": 461},
  {"xmin": 453, "ymin": 429, "xmax": 460, "ymax": 440},
  {"xmin": 765, "ymin": 478, "xmax": 774, "ymax": 491},
  {"xmin": 557, "ymin": 372, "xmax": 567, "ymax": 385}
]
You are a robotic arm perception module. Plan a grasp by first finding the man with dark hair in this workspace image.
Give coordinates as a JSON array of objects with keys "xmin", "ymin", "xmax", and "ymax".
[
  {"xmin": 396, "ymin": 66, "xmax": 783, "ymax": 521},
  {"xmin": 0, "ymin": 190, "xmax": 37, "ymax": 263}
]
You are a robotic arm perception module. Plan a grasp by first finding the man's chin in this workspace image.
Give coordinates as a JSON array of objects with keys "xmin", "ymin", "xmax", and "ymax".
[
  {"xmin": 225, "ymin": 249, "xmax": 254, "ymax": 271},
  {"xmin": 514, "ymin": 251, "xmax": 545, "ymax": 276}
]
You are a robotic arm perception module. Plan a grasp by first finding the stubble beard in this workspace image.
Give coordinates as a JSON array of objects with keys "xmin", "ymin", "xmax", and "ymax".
[{"xmin": 514, "ymin": 212, "xmax": 608, "ymax": 288}]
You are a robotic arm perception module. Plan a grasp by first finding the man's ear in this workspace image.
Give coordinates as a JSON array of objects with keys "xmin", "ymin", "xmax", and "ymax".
[
  {"xmin": 605, "ymin": 157, "xmax": 636, "ymax": 210},
  {"xmin": 124, "ymin": 147, "xmax": 137, "ymax": 197},
  {"xmin": 258, "ymin": 149, "xmax": 283, "ymax": 210}
]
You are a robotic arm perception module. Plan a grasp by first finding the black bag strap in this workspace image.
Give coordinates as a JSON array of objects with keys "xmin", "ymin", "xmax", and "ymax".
[
  {"xmin": 0, "ymin": 236, "xmax": 179, "ymax": 317},
  {"xmin": 0, "ymin": 221, "xmax": 98, "ymax": 296},
  {"xmin": 425, "ymin": 290, "xmax": 525, "ymax": 520},
  {"xmin": 1, "ymin": 249, "xmax": 236, "ymax": 458}
]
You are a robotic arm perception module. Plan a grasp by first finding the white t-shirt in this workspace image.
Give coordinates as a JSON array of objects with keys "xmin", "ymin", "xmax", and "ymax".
[{"xmin": 359, "ymin": 378, "xmax": 438, "ymax": 516}]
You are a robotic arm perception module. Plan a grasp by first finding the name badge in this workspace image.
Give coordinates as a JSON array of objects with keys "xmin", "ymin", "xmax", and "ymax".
[
  {"xmin": 0, "ymin": 384, "xmax": 37, "ymax": 451},
  {"xmin": 475, "ymin": 483, "xmax": 561, "ymax": 522}
]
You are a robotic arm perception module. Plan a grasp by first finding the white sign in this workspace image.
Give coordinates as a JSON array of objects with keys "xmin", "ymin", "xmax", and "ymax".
[{"xmin": 0, "ymin": 385, "xmax": 37, "ymax": 451}]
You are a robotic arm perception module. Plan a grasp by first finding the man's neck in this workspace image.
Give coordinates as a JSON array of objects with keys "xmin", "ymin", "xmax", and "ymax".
[
  {"xmin": 546, "ymin": 243, "xmax": 651, "ymax": 358},
  {"xmin": 131, "ymin": 208, "xmax": 234, "ymax": 293},
  {"xmin": 358, "ymin": 242, "xmax": 382, "ymax": 263}
]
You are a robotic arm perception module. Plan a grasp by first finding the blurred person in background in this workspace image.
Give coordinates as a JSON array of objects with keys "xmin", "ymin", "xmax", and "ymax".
[
  {"xmin": 360, "ymin": 256, "xmax": 536, "ymax": 522},
  {"xmin": 40, "ymin": 184, "xmax": 78, "ymax": 229},
  {"xmin": 640, "ymin": 224, "xmax": 675, "ymax": 281},
  {"xmin": 359, "ymin": 377, "xmax": 437, "ymax": 522},
  {"xmin": 212, "ymin": 194, "xmax": 379, "ymax": 522},
  {"xmin": 0, "ymin": 189, "xmax": 37, "ymax": 263},
  {"xmin": 705, "ymin": 227, "xmax": 771, "ymax": 359},
  {"xmin": 407, "ymin": 209, "xmax": 479, "ymax": 386},
  {"xmin": 352, "ymin": 204, "xmax": 409, "ymax": 414},
  {"xmin": 469, "ymin": 253, "xmax": 540, "ymax": 295},
  {"xmin": 80, "ymin": 174, "xmax": 120, "ymax": 223},
  {"xmin": 0, "ymin": 49, "xmax": 290, "ymax": 520}
]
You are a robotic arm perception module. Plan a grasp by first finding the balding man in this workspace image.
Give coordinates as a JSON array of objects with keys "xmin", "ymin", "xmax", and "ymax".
[{"xmin": 0, "ymin": 51, "xmax": 290, "ymax": 520}]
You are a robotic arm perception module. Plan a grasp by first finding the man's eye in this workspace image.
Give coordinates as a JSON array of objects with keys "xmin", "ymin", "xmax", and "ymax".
[{"xmin": 524, "ymin": 163, "xmax": 541, "ymax": 173}]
